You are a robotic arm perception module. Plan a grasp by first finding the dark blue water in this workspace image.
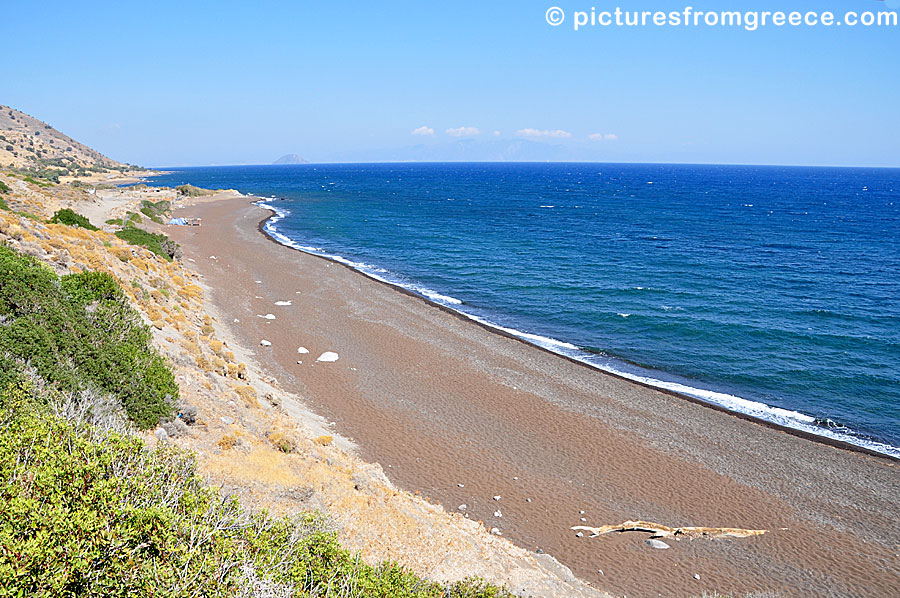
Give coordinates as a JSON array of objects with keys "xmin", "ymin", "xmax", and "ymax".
[{"xmin": 148, "ymin": 164, "xmax": 900, "ymax": 456}]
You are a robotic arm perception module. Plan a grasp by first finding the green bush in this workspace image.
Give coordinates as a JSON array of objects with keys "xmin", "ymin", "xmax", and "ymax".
[
  {"xmin": 139, "ymin": 199, "xmax": 171, "ymax": 224},
  {"xmin": 0, "ymin": 197, "xmax": 8, "ymax": 211},
  {"xmin": 0, "ymin": 247, "xmax": 176, "ymax": 428},
  {"xmin": 49, "ymin": 208, "xmax": 99, "ymax": 231},
  {"xmin": 176, "ymin": 184, "xmax": 215, "ymax": 197},
  {"xmin": 0, "ymin": 387, "xmax": 511, "ymax": 598},
  {"xmin": 0, "ymin": 180, "xmax": 10, "ymax": 194},
  {"xmin": 115, "ymin": 227, "xmax": 180, "ymax": 261}
]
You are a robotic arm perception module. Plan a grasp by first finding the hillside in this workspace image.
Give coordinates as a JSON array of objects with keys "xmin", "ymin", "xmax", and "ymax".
[{"xmin": 0, "ymin": 104, "xmax": 138, "ymax": 180}]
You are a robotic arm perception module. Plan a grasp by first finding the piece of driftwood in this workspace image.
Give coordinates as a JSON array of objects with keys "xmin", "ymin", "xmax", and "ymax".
[{"xmin": 571, "ymin": 520, "xmax": 767, "ymax": 540}]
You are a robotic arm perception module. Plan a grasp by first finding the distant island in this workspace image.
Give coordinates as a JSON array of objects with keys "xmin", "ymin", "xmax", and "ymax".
[{"xmin": 273, "ymin": 153, "xmax": 309, "ymax": 164}]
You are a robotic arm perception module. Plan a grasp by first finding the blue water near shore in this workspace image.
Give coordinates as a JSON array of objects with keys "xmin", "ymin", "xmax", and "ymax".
[{"xmin": 147, "ymin": 163, "xmax": 900, "ymax": 457}]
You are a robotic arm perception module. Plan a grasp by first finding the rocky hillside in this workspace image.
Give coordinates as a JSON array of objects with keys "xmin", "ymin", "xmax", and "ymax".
[{"xmin": 0, "ymin": 104, "xmax": 137, "ymax": 179}]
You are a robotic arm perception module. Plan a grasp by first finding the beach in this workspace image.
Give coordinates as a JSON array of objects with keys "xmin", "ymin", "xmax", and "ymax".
[{"xmin": 167, "ymin": 196, "xmax": 900, "ymax": 598}]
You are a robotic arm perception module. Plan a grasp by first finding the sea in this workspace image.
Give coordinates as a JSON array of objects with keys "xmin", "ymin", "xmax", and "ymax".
[{"xmin": 146, "ymin": 163, "xmax": 900, "ymax": 458}]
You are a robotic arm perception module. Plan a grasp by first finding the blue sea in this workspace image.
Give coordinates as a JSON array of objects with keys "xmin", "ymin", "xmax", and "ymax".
[{"xmin": 147, "ymin": 163, "xmax": 900, "ymax": 457}]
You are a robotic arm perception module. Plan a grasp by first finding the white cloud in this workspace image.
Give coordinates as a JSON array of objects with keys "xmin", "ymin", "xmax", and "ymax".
[
  {"xmin": 411, "ymin": 126, "xmax": 435, "ymax": 136},
  {"xmin": 588, "ymin": 133, "xmax": 618, "ymax": 141},
  {"xmin": 445, "ymin": 126, "xmax": 481, "ymax": 137},
  {"xmin": 516, "ymin": 128, "xmax": 573, "ymax": 139},
  {"xmin": 493, "ymin": 130, "xmax": 501, "ymax": 136}
]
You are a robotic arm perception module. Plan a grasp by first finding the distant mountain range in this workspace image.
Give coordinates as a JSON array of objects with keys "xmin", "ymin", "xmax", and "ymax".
[{"xmin": 273, "ymin": 154, "xmax": 309, "ymax": 164}]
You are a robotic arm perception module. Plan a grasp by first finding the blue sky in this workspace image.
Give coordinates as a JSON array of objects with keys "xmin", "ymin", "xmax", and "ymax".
[{"xmin": 2, "ymin": 0, "xmax": 898, "ymax": 166}]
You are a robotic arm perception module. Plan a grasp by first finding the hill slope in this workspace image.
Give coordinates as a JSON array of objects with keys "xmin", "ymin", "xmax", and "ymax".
[{"xmin": 0, "ymin": 104, "xmax": 132, "ymax": 175}]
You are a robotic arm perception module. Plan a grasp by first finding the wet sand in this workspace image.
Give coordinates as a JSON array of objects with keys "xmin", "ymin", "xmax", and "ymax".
[{"xmin": 168, "ymin": 197, "xmax": 899, "ymax": 598}]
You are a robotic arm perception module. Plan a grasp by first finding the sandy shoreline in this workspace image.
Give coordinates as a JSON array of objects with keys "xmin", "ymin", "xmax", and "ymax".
[{"xmin": 168, "ymin": 196, "xmax": 899, "ymax": 597}]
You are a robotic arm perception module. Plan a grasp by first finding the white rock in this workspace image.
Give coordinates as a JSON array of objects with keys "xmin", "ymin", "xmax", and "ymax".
[
  {"xmin": 275, "ymin": 300, "xmax": 292, "ymax": 306},
  {"xmin": 317, "ymin": 351, "xmax": 339, "ymax": 362},
  {"xmin": 457, "ymin": 483, "xmax": 464, "ymax": 488},
  {"xmin": 646, "ymin": 539, "xmax": 670, "ymax": 550},
  {"xmin": 493, "ymin": 495, "xmax": 501, "ymax": 501},
  {"xmin": 154, "ymin": 427, "xmax": 168, "ymax": 442},
  {"xmin": 575, "ymin": 531, "xmax": 584, "ymax": 538},
  {"xmin": 296, "ymin": 361, "xmax": 303, "ymax": 364},
  {"xmin": 233, "ymin": 318, "xmax": 240, "ymax": 323},
  {"xmin": 209, "ymin": 255, "xmax": 217, "ymax": 259},
  {"xmin": 494, "ymin": 510, "xmax": 502, "ymax": 518},
  {"xmin": 490, "ymin": 527, "xmax": 502, "ymax": 536},
  {"xmin": 693, "ymin": 574, "xmax": 701, "ymax": 580},
  {"xmin": 297, "ymin": 347, "xmax": 310, "ymax": 354},
  {"xmin": 579, "ymin": 510, "xmax": 585, "ymax": 514},
  {"xmin": 260, "ymin": 340, "xmax": 272, "ymax": 347},
  {"xmin": 221, "ymin": 416, "xmax": 235, "ymax": 425},
  {"xmin": 457, "ymin": 504, "xmax": 467, "ymax": 511},
  {"xmin": 257, "ymin": 313, "xmax": 276, "ymax": 320},
  {"xmin": 525, "ymin": 498, "xmax": 532, "ymax": 503},
  {"xmin": 580, "ymin": 517, "xmax": 587, "ymax": 522}
]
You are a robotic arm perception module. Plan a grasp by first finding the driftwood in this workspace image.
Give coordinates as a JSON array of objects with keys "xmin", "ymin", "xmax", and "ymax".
[{"xmin": 571, "ymin": 520, "xmax": 767, "ymax": 540}]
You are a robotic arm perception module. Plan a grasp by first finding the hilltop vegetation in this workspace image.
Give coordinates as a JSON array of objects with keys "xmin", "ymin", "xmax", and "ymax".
[{"xmin": 0, "ymin": 104, "xmax": 138, "ymax": 176}]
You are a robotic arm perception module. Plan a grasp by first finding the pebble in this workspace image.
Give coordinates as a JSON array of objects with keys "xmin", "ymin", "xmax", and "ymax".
[
  {"xmin": 297, "ymin": 347, "xmax": 309, "ymax": 354},
  {"xmin": 493, "ymin": 495, "xmax": 501, "ymax": 501},
  {"xmin": 490, "ymin": 527, "xmax": 502, "ymax": 536},
  {"xmin": 693, "ymin": 574, "xmax": 701, "ymax": 580},
  {"xmin": 525, "ymin": 498, "xmax": 532, "ymax": 502},
  {"xmin": 575, "ymin": 531, "xmax": 584, "ymax": 538},
  {"xmin": 296, "ymin": 360, "xmax": 302, "ymax": 364},
  {"xmin": 579, "ymin": 510, "xmax": 585, "ymax": 514},
  {"xmin": 221, "ymin": 416, "xmax": 235, "ymax": 425},
  {"xmin": 317, "ymin": 351, "xmax": 339, "ymax": 362},
  {"xmin": 457, "ymin": 483, "xmax": 464, "ymax": 488},
  {"xmin": 260, "ymin": 340, "xmax": 272, "ymax": 347},
  {"xmin": 597, "ymin": 569, "xmax": 604, "ymax": 576},
  {"xmin": 457, "ymin": 504, "xmax": 467, "ymax": 511},
  {"xmin": 646, "ymin": 539, "xmax": 670, "ymax": 550},
  {"xmin": 257, "ymin": 313, "xmax": 276, "ymax": 320},
  {"xmin": 580, "ymin": 517, "xmax": 587, "ymax": 522},
  {"xmin": 494, "ymin": 510, "xmax": 502, "ymax": 518}
]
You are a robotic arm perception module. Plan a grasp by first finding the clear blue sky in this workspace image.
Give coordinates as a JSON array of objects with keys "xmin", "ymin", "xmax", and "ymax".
[{"xmin": 2, "ymin": 0, "xmax": 898, "ymax": 166}]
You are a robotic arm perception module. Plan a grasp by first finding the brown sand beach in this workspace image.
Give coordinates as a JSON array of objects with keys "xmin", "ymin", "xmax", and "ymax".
[{"xmin": 167, "ymin": 196, "xmax": 899, "ymax": 598}]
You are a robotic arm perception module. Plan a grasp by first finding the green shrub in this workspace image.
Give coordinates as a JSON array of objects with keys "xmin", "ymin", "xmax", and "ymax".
[
  {"xmin": 176, "ymin": 184, "xmax": 215, "ymax": 197},
  {"xmin": 0, "ymin": 180, "xmax": 10, "ymax": 194},
  {"xmin": 105, "ymin": 218, "xmax": 123, "ymax": 225},
  {"xmin": 0, "ymin": 389, "xmax": 512, "ymax": 598},
  {"xmin": 0, "ymin": 197, "xmax": 8, "ymax": 211},
  {"xmin": 115, "ymin": 227, "xmax": 180, "ymax": 261},
  {"xmin": 0, "ymin": 247, "xmax": 176, "ymax": 428},
  {"xmin": 49, "ymin": 208, "xmax": 99, "ymax": 231},
  {"xmin": 139, "ymin": 199, "xmax": 171, "ymax": 224}
]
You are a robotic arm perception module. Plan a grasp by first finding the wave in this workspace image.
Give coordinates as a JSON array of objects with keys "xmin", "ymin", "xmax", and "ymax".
[{"xmin": 256, "ymin": 199, "xmax": 900, "ymax": 460}]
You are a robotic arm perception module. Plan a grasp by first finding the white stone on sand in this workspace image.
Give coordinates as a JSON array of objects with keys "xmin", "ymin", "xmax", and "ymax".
[
  {"xmin": 260, "ymin": 340, "xmax": 272, "ymax": 347},
  {"xmin": 317, "ymin": 351, "xmax": 339, "ymax": 362},
  {"xmin": 297, "ymin": 347, "xmax": 309, "ymax": 354},
  {"xmin": 257, "ymin": 314, "xmax": 276, "ymax": 320}
]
